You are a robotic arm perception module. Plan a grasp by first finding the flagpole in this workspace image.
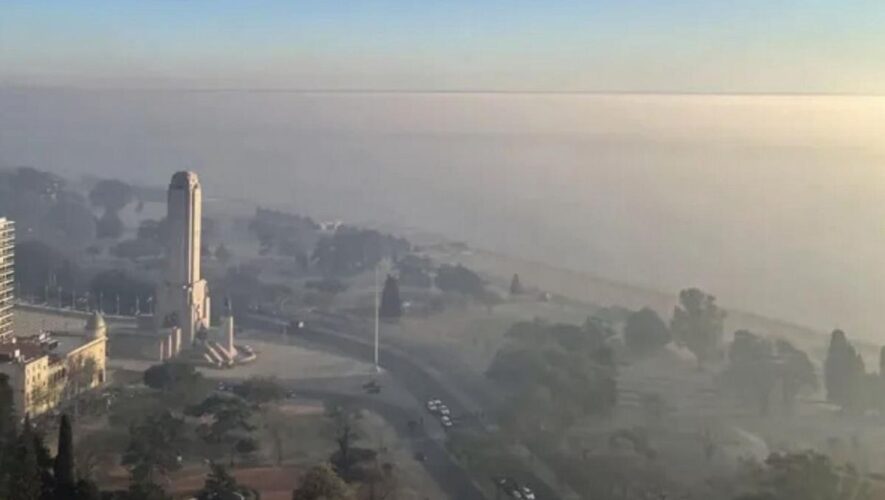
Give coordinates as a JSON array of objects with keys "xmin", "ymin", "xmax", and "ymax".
[{"xmin": 374, "ymin": 261, "xmax": 381, "ymax": 372}]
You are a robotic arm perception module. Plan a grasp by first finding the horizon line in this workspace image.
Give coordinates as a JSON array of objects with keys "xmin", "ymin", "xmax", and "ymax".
[{"xmin": 2, "ymin": 83, "xmax": 884, "ymax": 97}]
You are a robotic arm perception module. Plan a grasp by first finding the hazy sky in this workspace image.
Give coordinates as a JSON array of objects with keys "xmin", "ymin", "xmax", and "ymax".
[{"xmin": 3, "ymin": 1, "xmax": 885, "ymax": 93}]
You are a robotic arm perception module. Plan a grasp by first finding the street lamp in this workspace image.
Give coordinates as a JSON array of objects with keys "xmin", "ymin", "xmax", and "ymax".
[{"xmin": 373, "ymin": 258, "xmax": 390, "ymax": 373}]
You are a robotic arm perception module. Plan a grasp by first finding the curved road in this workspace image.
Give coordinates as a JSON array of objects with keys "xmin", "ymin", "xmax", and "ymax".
[{"xmin": 242, "ymin": 312, "xmax": 563, "ymax": 500}]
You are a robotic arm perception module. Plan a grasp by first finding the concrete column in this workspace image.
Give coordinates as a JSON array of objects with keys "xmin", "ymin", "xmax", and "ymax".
[
  {"xmin": 159, "ymin": 339, "xmax": 166, "ymax": 362},
  {"xmin": 165, "ymin": 334, "xmax": 174, "ymax": 359},
  {"xmin": 225, "ymin": 316, "xmax": 235, "ymax": 356},
  {"xmin": 173, "ymin": 327, "xmax": 182, "ymax": 355}
]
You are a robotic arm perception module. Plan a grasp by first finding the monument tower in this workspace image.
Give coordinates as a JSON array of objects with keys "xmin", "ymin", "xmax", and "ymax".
[{"xmin": 155, "ymin": 171, "xmax": 210, "ymax": 345}]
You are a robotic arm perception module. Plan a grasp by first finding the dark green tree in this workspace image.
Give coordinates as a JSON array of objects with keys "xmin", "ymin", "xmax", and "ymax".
[
  {"xmin": 824, "ymin": 329, "xmax": 866, "ymax": 411},
  {"xmin": 624, "ymin": 308, "xmax": 671, "ymax": 357},
  {"xmin": 72, "ymin": 479, "xmax": 101, "ymax": 500},
  {"xmin": 89, "ymin": 179, "xmax": 133, "ymax": 240},
  {"xmin": 122, "ymin": 412, "xmax": 186, "ymax": 485},
  {"xmin": 434, "ymin": 264, "xmax": 485, "ymax": 296},
  {"xmin": 738, "ymin": 450, "xmax": 871, "ymax": 500},
  {"xmin": 776, "ymin": 340, "xmax": 817, "ymax": 411},
  {"xmin": 8, "ymin": 423, "xmax": 45, "ymax": 500},
  {"xmin": 379, "ymin": 275, "xmax": 402, "ymax": 319},
  {"xmin": 54, "ymin": 414, "xmax": 75, "ymax": 499},
  {"xmin": 196, "ymin": 462, "xmax": 242, "ymax": 500},
  {"xmin": 724, "ymin": 330, "xmax": 778, "ymax": 415},
  {"xmin": 186, "ymin": 395, "xmax": 256, "ymax": 465},
  {"xmin": 292, "ymin": 464, "xmax": 352, "ymax": 500},
  {"xmin": 671, "ymin": 288, "xmax": 726, "ymax": 369},
  {"xmin": 232, "ymin": 377, "xmax": 285, "ymax": 407}
]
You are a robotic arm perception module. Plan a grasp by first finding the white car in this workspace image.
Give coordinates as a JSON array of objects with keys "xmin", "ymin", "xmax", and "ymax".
[
  {"xmin": 440, "ymin": 415, "xmax": 453, "ymax": 428},
  {"xmin": 438, "ymin": 405, "xmax": 451, "ymax": 416},
  {"xmin": 520, "ymin": 486, "xmax": 536, "ymax": 500},
  {"xmin": 426, "ymin": 399, "xmax": 440, "ymax": 412}
]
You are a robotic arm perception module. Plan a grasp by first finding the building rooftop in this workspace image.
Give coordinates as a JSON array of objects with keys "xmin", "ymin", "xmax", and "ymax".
[
  {"xmin": 170, "ymin": 171, "xmax": 200, "ymax": 189},
  {"xmin": 0, "ymin": 338, "xmax": 47, "ymax": 363}
]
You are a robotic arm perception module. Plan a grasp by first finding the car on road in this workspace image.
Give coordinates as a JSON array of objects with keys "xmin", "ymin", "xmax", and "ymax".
[
  {"xmin": 520, "ymin": 485, "xmax": 536, "ymax": 500},
  {"xmin": 426, "ymin": 399, "xmax": 441, "ymax": 412},
  {"xmin": 440, "ymin": 415, "xmax": 453, "ymax": 428},
  {"xmin": 438, "ymin": 404, "xmax": 451, "ymax": 416},
  {"xmin": 363, "ymin": 380, "xmax": 382, "ymax": 394}
]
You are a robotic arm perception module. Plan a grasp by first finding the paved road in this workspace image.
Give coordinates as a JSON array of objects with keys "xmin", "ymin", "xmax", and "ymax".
[
  {"xmin": 288, "ymin": 384, "xmax": 487, "ymax": 500},
  {"xmin": 242, "ymin": 312, "xmax": 564, "ymax": 500}
]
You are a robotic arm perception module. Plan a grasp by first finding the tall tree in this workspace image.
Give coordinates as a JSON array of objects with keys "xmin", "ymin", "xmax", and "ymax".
[
  {"xmin": 122, "ymin": 412, "xmax": 186, "ymax": 485},
  {"xmin": 671, "ymin": 288, "xmax": 726, "ymax": 369},
  {"xmin": 54, "ymin": 415, "xmax": 75, "ymax": 499},
  {"xmin": 724, "ymin": 331, "xmax": 777, "ymax": 415},
  {"xmin": 775, "ymin": 340, "xmax": 817, "ymax": 411},
  {"xmin": 379, "ymin": 275, "xmax": 402, "ymax": 319},
  {"xmin": 196, "ymin": 462, "xmax": 241, "ymax": 500},
  {"xmin": 509, "ymin": 273, "xmax": 523, "ymax": 295},
  {"xmin": 824, "ymin": 329, "xmax": 866, "ymax": 411},
  {"xmin": 8, "ymin": 422, "xmax": 45, "ymax": 500},
  {"xmin": 624, "ymin": 308, "xmax": 671, "ymax": 357}
]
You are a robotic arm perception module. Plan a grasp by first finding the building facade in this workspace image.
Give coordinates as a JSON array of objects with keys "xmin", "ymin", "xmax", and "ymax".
[
  {"xmin": 0, "ymin": 313, "xmax": 108, "ymax": 419},
  {"xmin": 0, "ymin": 218, "xmax": 14, "ymax": 341},
  {"xmin": 154, "ymin": 171, "xmax": 211, "ymax": 345}
]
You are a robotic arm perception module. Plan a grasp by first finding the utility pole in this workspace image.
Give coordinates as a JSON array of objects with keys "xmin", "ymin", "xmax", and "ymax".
[{"xmin": 374, "ymin": 261, "xmax": 381, "ymax": 373}]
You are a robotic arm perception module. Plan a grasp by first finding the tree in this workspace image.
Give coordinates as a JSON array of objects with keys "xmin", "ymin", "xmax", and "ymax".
[
  {"xmin": 89, "ymin": 269, "xmax": 153, "ymax": 315},
  {"xmin": 487, "ymin": 320, "xmax": 617, "ymax": 435},
  {"xmin": 197, "ymin": 462, "xmax": 246, "ymax": 500},
  {"xmin": 671, "ymin": 288, "xmax": 726, "ymax": 369},
  {"xmin": 624, "ymin": 308, "xmax": 671, "ymax": 357},
  {"xmin": 824, "ymin": 329, "xmax": 866, "ymax": 411},
  {"xmin": 8, "ymin": 423, "xmax": 46, "ymax": 500},
  {"xmin": 435, "ymin": 264, "xmax": 485, "ymax": 296},
  {"xmin": 44, "ymin": 199, "xmax": 97, "ymax": 247},
  {"xmin": 122, "ymin": 412, "xmax": 186, "ymax": 485},
  {"xmin": 95, "ymin": 212, "xmax": 125, "ymax": 240},
  {"xmin": 72, "ymin": 479, "xmax": 101, "ymax": 500},
  {"xmin": 143, "ymin": 362, "xmax": 202, "ymax": 392},
  {"xmin": 292, "ymin": 464, "xmax": 352, "ymax": 500},
  {"xmin": 776, "ymin": 340, "xmax": 817, "ymax": 411},
  {"xmin": 214, "ymin": 244, "xmax": 232, "ymax": 264},
  {"xmin": 324, "ymin": 404, "xmax": 376, "ymax": 482},
  {"xmin": 509, "ymin": 273, "xmax": 523, "ymax": 295},
  {"xmin": 186, "ymin": 395, "xmax": 256, "ymax": 465},
  {"xmin": 379, "ymin": 275, "xmax": 403, "ymax": 319},
  {"xmin": 14, "ymin": 240, "xmax": 82, "ymax": 301},
  {"xmin": 89, "ymin": 179, "xmax": 133, "ymax": 215},
  {"xmin": 55, "ymin": 415, "xmax": 76, "ymax": 499},
  {"xmin": 738, "ymin": 450, "xmax": 871, "ymax": 500},
  {"xmin": 232, "ymin": 377, "xmax": 285, "ymax": 407},
  {"xmin": 723, "ymin": 330, "xmax": 778, "ymax": 415}
]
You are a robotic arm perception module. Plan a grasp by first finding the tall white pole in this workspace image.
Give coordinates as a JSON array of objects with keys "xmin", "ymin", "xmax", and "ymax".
[{"xmin": 374, "ymin": 261, "xmax": 381, "ymax": 372}]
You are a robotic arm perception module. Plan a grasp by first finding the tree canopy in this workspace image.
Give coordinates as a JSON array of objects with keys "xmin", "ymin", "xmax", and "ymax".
[
  {"xmin": 379, "ymin": 274, "xmax": 403, "ymax": 319},
  {"xmin": 487, "ymin": 320, "xmax": 617, "ymax": 434},
  {"xmin": 824, "ymin": 329, "xmax": 866, "ymax": 411},
  {"xmin": 624, "ymin": 308, "xmax": 671, "ymax": 357},
  {"xmin": 292, "ymin": 464, "xmax": 352, "ymax": 500},
  {"xmin": 435, "ymin": 264, "xmax": 485, "ymax": 297},
  {"xmin": 671, "ymin": 288, "xmax": 726, "ymax": 368}
]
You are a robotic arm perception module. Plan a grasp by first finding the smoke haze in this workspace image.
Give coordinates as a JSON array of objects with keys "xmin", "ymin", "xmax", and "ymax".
[{"xmin": 2, "ymin": 87, "xmax": 885, "ymax": 337}]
